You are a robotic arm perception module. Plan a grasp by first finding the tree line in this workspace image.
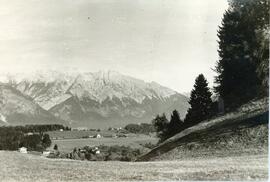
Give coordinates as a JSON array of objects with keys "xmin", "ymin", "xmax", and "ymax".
[
  {"xmin": 153, "ymin": 74, "xmax": 214, "ymax": 142},
  {"xmin": 124, "ymin": 123, "xmax": 156, "ymax": 134},
  {"xmin": 153, "ymin": 0, "xmax": 269, "ymax": 142},
  {"xmin": 0, "ymin": 124, "xmax": 70, "ymax": 151},
  {"xmin": 0, "ymin": 128, "xmax": 51, "ymax": 151},
  {"xmin": 0, "ymin": 124, "xmax": 71, "ymax": 133}
]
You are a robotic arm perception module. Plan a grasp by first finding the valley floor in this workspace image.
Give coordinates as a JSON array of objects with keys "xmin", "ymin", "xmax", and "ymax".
[
  {"xmin": 0, "ymin": 151, "xmax": 268, "ymax": 181},
  {"xmin": 48, "ymin": 135, "xmax": 158, "ymax": 152}
]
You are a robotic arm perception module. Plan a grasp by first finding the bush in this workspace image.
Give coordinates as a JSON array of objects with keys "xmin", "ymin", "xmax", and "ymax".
[
  {"xmin": 63, "ymin": 145, "xmax": 142, "ymax": 162},
  {"xmin": 124, "ymin": 123, "xmax": 155, "ymax": 134}
]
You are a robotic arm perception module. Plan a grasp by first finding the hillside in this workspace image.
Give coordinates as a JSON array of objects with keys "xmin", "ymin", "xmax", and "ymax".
[
  {"xmin": 137, "ymin": 97, "xmax": 268, "ymax": 161},
  {"xmin": 0, "ymin": 84, "xmax": 67, "ymax": 126},
  {"xmin": 1, "ymin": 70, "xmax": 189, "ymax": 128}
]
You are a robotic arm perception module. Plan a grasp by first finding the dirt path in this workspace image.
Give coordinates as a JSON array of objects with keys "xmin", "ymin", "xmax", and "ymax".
[{"xmin": 0, "ymin": 151, "xmax": 268, "ymax": 181}]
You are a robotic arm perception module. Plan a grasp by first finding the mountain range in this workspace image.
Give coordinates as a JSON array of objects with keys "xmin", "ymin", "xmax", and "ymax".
[
  {"xmin": 0, "ymin": 70, "xmax": 189, "ymax": 128},
  {"xmin": 0, "ymin": 84, "xmax": 66, "ymax": 126}
]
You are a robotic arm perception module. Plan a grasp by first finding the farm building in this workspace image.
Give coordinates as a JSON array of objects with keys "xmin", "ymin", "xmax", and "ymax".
[
  {"xmin": 94, "ymin": 134, "xmax": 102, "ymax": 138},
  {"xmin": 42, "ymin": 151, "xmax": 52, "ymax": 157},
  {"xmin": 19, "ymin": 147, "xmax": 27, "ymax": 154}
]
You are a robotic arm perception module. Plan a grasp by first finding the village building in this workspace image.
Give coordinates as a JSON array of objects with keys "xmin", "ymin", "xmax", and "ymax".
[
  {"xmin": 42, "ymin": 151, "xmax": 52, "ymax": 157},
  {"xmin": 94, "ymin": 134, "xmax": 102, "ymax": 138},
  {"xmin": 19, "ymin": 147, "xmax": 27, "ymax": 154}
]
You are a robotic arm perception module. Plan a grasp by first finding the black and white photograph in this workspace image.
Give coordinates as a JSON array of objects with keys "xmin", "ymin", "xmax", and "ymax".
[{"xmin": 0, "ymin": 0, "xmax": 269, "ymax": 181}]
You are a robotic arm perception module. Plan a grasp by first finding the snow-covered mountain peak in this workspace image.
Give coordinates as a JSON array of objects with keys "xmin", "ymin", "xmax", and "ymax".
[
  {"xmin": 0, "ymin": 70, "xmax": 189, "ymax": 128},
  {"xmin": 69, "ymin": 70, "xmax": 177, "ymax": 103},
  {"xmin": 2, "ymin": 70, "xmax": 180, "ymax": 107}
]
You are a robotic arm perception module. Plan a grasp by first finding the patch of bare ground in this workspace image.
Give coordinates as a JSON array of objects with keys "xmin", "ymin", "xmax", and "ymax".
[{"xmin": 0, "ymin": 151, "xmax": 268, "ymax": 181}]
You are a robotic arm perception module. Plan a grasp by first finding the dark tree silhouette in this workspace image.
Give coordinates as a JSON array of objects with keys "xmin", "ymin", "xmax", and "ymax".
[
  {"xmin": 42, "ymin": 134, "xmax": 51, "ymax": 148},
  {"xmin": 184, "ymin": 74, "xmax": 213, "ymax": 127},
  {"xmin": 167, "ymin": 110, "xmax": 184, "ymax": 137},
  {"xmin": 152, "ymin": 113, "xmax": 169, "ymax": 142},
  {"xmin": 214, "ymin": 0, "xmax": 269, "ymax": 108},
  {"xmin": 54, "ymin": 144, "xmax": 58, "ymax": 151},
  {"xmin": 0, "ymin": 125, "xmax": 57, "ymax": 151}
]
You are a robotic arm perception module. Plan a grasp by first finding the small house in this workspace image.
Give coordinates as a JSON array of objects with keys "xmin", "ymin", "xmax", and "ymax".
[
  {"xmin": 19, "ymin": 147, "xmax": 27, "ymax": 154},
  {"xmin": 94, "ymin": 134, "xmax": 102, "ymax": 138},
  {"xmin": 93, "ymin": 147, "xmax": 100, "ymax": 154},
  {"xmin": 42, "ymin": 151, "xmax": 52, "ymax": 157}
]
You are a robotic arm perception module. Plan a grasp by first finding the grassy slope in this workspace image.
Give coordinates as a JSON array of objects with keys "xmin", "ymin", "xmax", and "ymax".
[
  {"xmin": 152, "ymin": 122, "xmax": 268, "ymax": 161},
  {"xmin": 0, "ymin": 151, "xmax": 267, "ymax": 181},
  {"xmin": 137, "ymin": 98, "xmax": 269, "ymax": 161}
]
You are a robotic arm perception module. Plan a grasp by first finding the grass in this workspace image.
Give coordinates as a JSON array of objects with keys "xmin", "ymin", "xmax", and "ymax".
[
  {"xmin": 1, "ymin": 99, "xmax": 268, "ymax": 181},
  {"xmin": 137, "ymin": 98, "xmax": 268, "ymax": 161},
  {"xmin": 49, "ymin": 135, "xmax": 158, "ymax": 152},
  {"xmin": 152, "ymin": 123, "xmax": 268, "ymax": 161},
  {"xmin": 46, "ymin": 130, "xmax": 117, "ymax": 139},
  {"xmin": 0, "ymin": 151, "xmax": 267, "ymax": 181}
]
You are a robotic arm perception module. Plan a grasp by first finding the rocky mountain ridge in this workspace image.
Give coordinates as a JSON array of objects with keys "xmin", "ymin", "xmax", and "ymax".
[{"xmin": 0, "ymin": 70, "xmax": 189, "ymax": 128}]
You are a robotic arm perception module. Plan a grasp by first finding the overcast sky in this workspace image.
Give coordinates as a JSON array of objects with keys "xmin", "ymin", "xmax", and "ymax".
[{"xmin": 0, "ymin": 0, "xmax": 228, "ymax": 93}]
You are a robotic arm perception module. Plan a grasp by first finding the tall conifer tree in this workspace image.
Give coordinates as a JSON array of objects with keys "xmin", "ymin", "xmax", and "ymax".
[
  {"xmin": 184, "ymin": 74, "xmax": 213, "ymax": 126},
  {"xmin": 215, "ymin": 0, "xmax": 269, "ymax": 108},
  {"xmin": 167, "ymin": 110, "xmax": 183, "ymax": 137}
]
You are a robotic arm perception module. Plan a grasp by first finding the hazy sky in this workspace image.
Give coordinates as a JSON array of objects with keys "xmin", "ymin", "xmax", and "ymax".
[{"xmin": 0, "ymin": 0, "xmax": 228, "ymax": 93}]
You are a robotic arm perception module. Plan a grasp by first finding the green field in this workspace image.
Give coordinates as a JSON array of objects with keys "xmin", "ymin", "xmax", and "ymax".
[
  {"xmin": 0, "ymin": 151, "xmax": 267, "ymax": 181},
  {"xmin": 49, "ymin": 135, "xmax": 158, "ymax": 152},
  {"xmin": 46, "ymin": 130, "xmax": 117, "ymax": 140}
]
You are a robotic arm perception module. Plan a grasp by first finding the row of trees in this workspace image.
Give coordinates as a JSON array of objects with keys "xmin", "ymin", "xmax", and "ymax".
[
  {"xmin": 0, "ymin": 124, "xmax": 71, "ymax": 151},
  {"xmin": 153, "ymin": 0, "xmax": 269, "ymax": 142},
  {"xmin": 153, "ymin": 74, "xmax": 214, "ymax": 142},
  {"xmin": 0, "ymin": 126, "xmax": 51, "ymax": 151},
  {"xmin": 124, "ymin": 123, "xmax": 156, "ymax": 134},
  {"xmin": 0, "ymin": 124, "xmax": 71, "ymax": 134}
]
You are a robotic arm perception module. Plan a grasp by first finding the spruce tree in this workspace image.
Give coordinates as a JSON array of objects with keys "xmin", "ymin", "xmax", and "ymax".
[
  {"xmin": 214, "ymin": 0, "xmax": 269, "ymax": 108},
  {"xmin": 251, "ymin": 0, "xmax": 269, "ymax": 92},
  {"xmin": 54, "ymin": 144, "xmax": 58, "ymax": 151},
  {"xmin": 184, "ymin": 74, "xmax": 213, "ymax": 127},
  {"xmin": 167, "ymin": 110, "xmax": 183, "ymax": 136}
]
